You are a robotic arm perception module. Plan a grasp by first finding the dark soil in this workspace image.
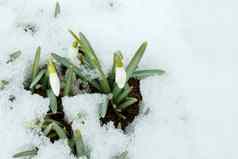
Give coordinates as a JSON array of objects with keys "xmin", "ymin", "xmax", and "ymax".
[
  {"xmin": 100, "ymin": 78, "xmax": 142, "ymax": 130},
  {"xmin": 45, "ymin": 111, "xmax": 73, "ymax": 142}
]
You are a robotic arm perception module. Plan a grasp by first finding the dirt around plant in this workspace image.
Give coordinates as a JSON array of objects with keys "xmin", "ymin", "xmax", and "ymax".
[{"xmin": 100, "ymin": 78, "xmax": 142, "ymax": 130}]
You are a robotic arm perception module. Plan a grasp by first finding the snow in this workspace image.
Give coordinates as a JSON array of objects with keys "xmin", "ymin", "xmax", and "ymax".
[
  {"xmin": 63, "ymin": 94, "xmax": 130, "ymax": 159},
  {"xmin": 0, "ymin": 0, "xmax": 237, "ymax": 159}
]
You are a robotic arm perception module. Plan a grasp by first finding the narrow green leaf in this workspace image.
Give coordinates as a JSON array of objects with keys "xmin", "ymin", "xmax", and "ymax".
[
  {"xmin": 0, "ymin": 80, "xmax": 9, "ymax": 90},
  {"xmin": 126, "ymin": 42, "xmax": 147, "ymax": 80},
  {"xmin": 116, "ymin": 85, "xmax": 133, "ymax": 104},
  {"xmin": 112, "ymin": 84, "xmax": 123, "ymax": 101},
  {"xmin": 114, "ymin": 111, "xmax": 126, "ymax": 120},
  {"xmin": 54, "ymin": 1, "xmax": 61, "ymax": 18},
  {"xmin": 97, "ymin": 68, "xmax": 111, "ymax": 93},
  {"xmin": 64, "ymin": 67, "xmax": 74, "ymax": 96},
  {"xmin": 69, "ymin": 30, "xmax": 80, "ymax": 42},
  {"xmin": 78, "ymin": 32, "xmax": 111, "ymax": 93},
  {"xmin": 43, "ymin": 123, "xmax": 53, "ymax": 136},
  {"xmin": 42, "ymin": 71, "xmax": 49, "ymax": 90},
  {"xmin": 78, "ymin": 32, "xmax": 99, "ymax": 67},
  {"xmin": 52, "ymin": 122, "xmax": 67, "ymax": 139},
  {"xmin": 114, "ymin": 151, "xmax": 129, "ymax": 159},
  {"xmin": 99, "ymin": 97, "xmax": 109, "ymax": 118},
  {"xmin": 131, "ymin": 69, "xmax": 165, "ymax": 80},
  {"xmin": 13, "ymin": 147, "xmax": 38, "ymax": 158},
  {"xmin": 47, "ymin": 89, "xmax": 58, "ymax": 113},
  {"xmin": 109, "ymin": 51, "xmax": 123, "ymax": 85},
  {"xmin": 118, "ymin": 97, "xmax": 137, "ymax": 109},
  {"xmin": 32, "ymin": 46, "xmax": 41, "ymax": 80},
  {"xmin": 29, "ymin": 69, "xmax": 46, "ymax": 90},
  {"xmin": 51, "ymin": 53, "xmax": 100, "ymax": 90},
  {"xmin": 74, "ymin": 129, "xmax": 86, "ymax": 157},
  {"xmin": 6, "ymin": 50, "xmax": 22, "ymax": 64}
]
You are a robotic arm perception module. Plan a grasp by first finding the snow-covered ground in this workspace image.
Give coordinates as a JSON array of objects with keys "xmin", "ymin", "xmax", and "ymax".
[{"xmin": 0, "ymin": 0, "xmax": 237, "ymax": 159}]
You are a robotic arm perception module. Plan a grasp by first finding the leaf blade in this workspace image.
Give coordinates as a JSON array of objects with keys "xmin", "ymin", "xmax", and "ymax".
[
  {"xmin": 32, "ymin": 46, "xmax": 41, "ymax": 80},
  {"xmin": 118, "ymin": 97, "xmax": 138, "ymax": 109},
  {"xmin": 74, "ymin": 129, "xmax": 86, "ymax": 157},
  {"xmin": 131, "ymin": 69, "xmax": 165, "ymax": 80},
  {"xmin": 126, "ymin": 42, "xmax": 147, "ymax": 80},
  {"xmin": 47, "ymin": 89, "xmax": 58, "ymax": 113},
  {"xmin": 13, "ymin": 147, "xmax": 38, "ymax": 158},
  {"xmin": 54, "ymin": 1, "xmax": 61, "ymax": 18},
  {"xmin": 51, "ymin": 53, "xmax": 100, "ymax": 90},
  {"xmin": 64, "ymin": 67, "xmax": 74, "ymax": 96},
  {"xmin": 29, "ymin": 69, "xmax": 46, "ymax": 90}
]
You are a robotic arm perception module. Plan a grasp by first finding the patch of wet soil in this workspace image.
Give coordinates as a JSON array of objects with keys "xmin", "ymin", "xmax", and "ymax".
[{"xmin": 100, "ymin": 78, "xmax": 142, "ymax": 130}]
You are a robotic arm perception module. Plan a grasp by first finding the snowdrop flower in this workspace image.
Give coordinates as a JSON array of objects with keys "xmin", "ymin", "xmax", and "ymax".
[
  {"xmin": 48, "ymin": 57, "xmax": 60, "ymax": 96},
  {"xmin": 69, "ymin": 40, "xmax": 81, "ymax": 66},
  {"xmin": 115, "ymin": 53, "xmax": 126, "ymax": 88}
]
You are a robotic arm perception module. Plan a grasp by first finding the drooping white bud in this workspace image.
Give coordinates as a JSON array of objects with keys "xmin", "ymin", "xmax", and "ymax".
[
  {"xmin": 69, "ymin": 40, "xmax": 81, "ymax": 66},
  {"xmin": 115, "ymin": 53, "xmax": 126, "ymax": 89},
  {"xmin": 48, "ymin": 57, "xmax": 60, "ymax": 96}
]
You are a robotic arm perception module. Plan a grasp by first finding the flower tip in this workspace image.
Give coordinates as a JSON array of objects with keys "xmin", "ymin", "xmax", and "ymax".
[
  {"xmin": 47, "ymin": 58, "xmax": 60, "ymax": 96},
  {"xmin": 115, "ymin": 67, "xmax": 127, "ymax": 89}
]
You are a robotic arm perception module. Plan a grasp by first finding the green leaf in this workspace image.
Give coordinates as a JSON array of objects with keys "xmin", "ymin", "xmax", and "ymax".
[
  {"xmin": 118, "ymin": 97, "xmax": 137, "ymax": 109},
  {"xmin": 43, "ymin": 123, "xmax": 53, "ymax": 136},
  {"xmin": 112, "ymin": 84, "xmax": 123, "ymax": 101},
  {"xmin": 131, "ymin": 69, "xmax": 165, "ymax": 80},
  {"xmin": 64, "ymin": 67, "xmax": 74, "ymax": 96},
  {"xmin": 116, "ymin": 85, "xmax": 133, "ymax": 104},
  {"xmin": 32, "ymin": 46, "xmax": 41, "ymax": 80},
  {"xmin": 78, "ymin": 32, "xmax": 99, "ymax": 67},
  {"xmin": 69, "ymin": 30, "xmax": 80, "ymax": 42},
  {"xmin": 6, "ymin": 50, "xmax": 22, "ymax": 64},
  {"xmin": 51, "ymin": 122, "xmax": 67, "ymax": 139},
  {"xmin": 74, "ymin": 129, "xmax": 86, "ymax": 157},
  {"xmin": 69, "ymin": 31, "xmax": 111, "ymax": 93},
  {"xmin": 126, "ymin": 42, "xmax": 147, "ymax": 80},
  {"xmin": 0, "ymin": 80, "xmax": 9, "ymax": 90},
  {"xmin": 114, "ymin": 151, "xmax": 129, "ymax": 159},
  {"xmin": 78, "ymin": 32, "xmax": 111, "ymax": 93},
  {"xmin": 51, "ymin": 53, "xmax": 100, "ymax": 90},
  {"xmin": 13, "ymin": 147, "xmax": 38, "ymax": 158},
  {"xmin": 29, "ymin": 69, "xmax": 46, "ymax": 90},
  {"xmin": 54, "ymin": 1, "xmax": 61, "ymax": 18},
  {"xmin": 98, "ymin": 96, "xmax": 109, "ymax": 118},
  {"xmin": 42, "ymin": 71, "xmax": 49, "ymax": 89},
  {"xmin": 47, "ymin": 89, "xmax": 58, "ymax": 113}
]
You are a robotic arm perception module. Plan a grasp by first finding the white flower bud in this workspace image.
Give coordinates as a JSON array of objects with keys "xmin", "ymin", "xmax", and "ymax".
[
  {"xmin": 115, "ymin": 53, "xmax": 126, "ymax": 88},
  {"xmin": 48, "ymin": 58, "xmax": 60, "ymax": 96},
  {"xmin": 69, "ymin": 40, "xmax": 81, "ymax": 66}
]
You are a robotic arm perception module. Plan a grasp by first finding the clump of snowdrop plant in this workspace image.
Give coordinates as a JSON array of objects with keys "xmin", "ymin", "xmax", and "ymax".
[
  {"xmin": 52, "ymin": 30, "xmax": 165, "ymax": 127},
  {"xmin": 17, "ymin": 47, "xmax": 88, "ymax": 159}
]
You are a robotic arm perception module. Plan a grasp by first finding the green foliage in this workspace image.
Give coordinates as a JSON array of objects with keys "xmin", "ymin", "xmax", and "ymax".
[
  {"xmin": 29, "ymin": 69, "xmax": 46, "ymax": 90},
  {"xmin": 13, "ymin": 147, "xmax": 38, "ymax": 158},
  {"xmin": 32, "ymin": 46, "xmax": 41, "ymax": 80},
  {"xmin": 126, "ymin": 42, "xmax": 147, "ymax": 81},
  {"xmin": 47, "ymin": 89, "xmax": 58, "ymax": 113},
  {"xmin": 64, "ymin": 67, "xmax": 75, "ymax": 96},
  {"xmin": 0, "ymin": 80, "xmax": 9, "ymax": 90},
  {"xmin": 113, "ymin": 151, "xmax": 129, "ymax": 159},
  {"xmin": 54, "ymin": 31, "xmax": 165, "ymax": 118},
  {"xmin": 131, "ymin": 69, "xmax": 165, "ymax": 80},
  {"xmin": 6, "ymin": 50, "xmax": 22, "ymax": 64},
  {"xmin": 54, "ymin": 1, "xmax": 61, "ymax": 18},
  {"xmin": 74, "ymin": 129, "xmax": 87, "ymax": 158}
]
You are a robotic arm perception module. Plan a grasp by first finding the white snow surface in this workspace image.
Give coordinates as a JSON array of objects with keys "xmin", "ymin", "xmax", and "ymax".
[{"xmin": 0, "ymin": 0, "xmax": 237, "ymax": 159}]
